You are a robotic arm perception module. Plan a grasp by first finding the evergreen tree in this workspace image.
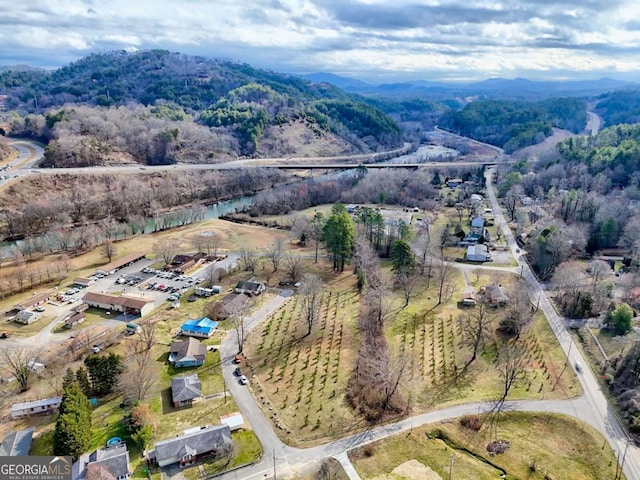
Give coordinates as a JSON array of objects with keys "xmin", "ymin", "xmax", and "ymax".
[
  {"xmin": 612, "ymin": 303, "xmax": 634, "ymax": 336},
  {"xmin": 76, "ymin": 366, "xmax": 92, "ymax": 397},
  {"xmin": 390, "ymin": 239, "xmax": 415, "ymax": 274},
  {"xmin": 62, "ymin": 368, "xmax": 76, "ymax": 391},
  {"xmin": 54, "ymin": 381, "xmax": 92, "ymax": 460},
  {"xmin": 323, "ymin": 204, "xmax": 355, "ymax": 272},
  {"xmin": 85, "ymin": 353, "xmax": 124, "ymax": 396}
]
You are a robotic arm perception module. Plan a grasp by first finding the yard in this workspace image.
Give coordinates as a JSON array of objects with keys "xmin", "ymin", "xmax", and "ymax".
[{"xmin": 350, "ymin": 412, "xmax": 624, "ymax": 480}]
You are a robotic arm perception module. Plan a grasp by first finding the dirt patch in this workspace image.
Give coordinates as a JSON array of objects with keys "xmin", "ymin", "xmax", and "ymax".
[{"xmin": 370, "ymin": 459, "xmax": 443, "ymax": 480}]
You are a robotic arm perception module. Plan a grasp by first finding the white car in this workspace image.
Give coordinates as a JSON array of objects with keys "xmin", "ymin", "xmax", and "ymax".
[{"xmin": 239, "ymin": 375, "xmax": 248, "ymax": 385}]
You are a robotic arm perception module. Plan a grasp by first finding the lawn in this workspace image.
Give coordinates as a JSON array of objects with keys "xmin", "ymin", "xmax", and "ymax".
[{"xmin": 350, "ymin": 412, "xmax": 624, "ymax": 480}]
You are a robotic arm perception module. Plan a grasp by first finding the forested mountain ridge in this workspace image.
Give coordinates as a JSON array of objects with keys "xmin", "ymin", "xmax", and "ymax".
[
  {"xmin": 0, "ymin": 50, "xmax": 402, "ymax": 165},
  {"xmin": 439, "ymin": 98, "xmax": 587, "ymax": 153},
  {"xmin": 595, "ymin": 90, "xmax": 640, "ymax": 127}
]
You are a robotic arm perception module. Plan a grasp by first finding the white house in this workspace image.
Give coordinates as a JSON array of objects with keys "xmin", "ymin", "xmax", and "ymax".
[{"xmin": 11, "ymin": 397, "xmax": 62, "ymax": 419}]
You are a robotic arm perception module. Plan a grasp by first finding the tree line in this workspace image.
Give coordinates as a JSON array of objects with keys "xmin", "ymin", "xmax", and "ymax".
[{"xmin": 440, "ymin": 97, "xmax": 587, "ymax": 153}]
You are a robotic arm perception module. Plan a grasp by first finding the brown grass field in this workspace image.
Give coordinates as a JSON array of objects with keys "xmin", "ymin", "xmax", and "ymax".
[{"xmin": 350, "ymin": 412, "xmax": 624, "ymax": 480}]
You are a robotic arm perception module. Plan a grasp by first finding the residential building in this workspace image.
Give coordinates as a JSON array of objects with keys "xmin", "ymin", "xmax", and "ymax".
[
  {"xmin": 235, "ymin": 280, "xmax": 265, "ymax": 295},
  {"xmin": 0, "ymin": 427, "xmax": 34, "ymax": 456},
  {"xmin": 214, "ymin": 294, "xmax": 250, "ymax": 320},
  {"xmin": 82, "ymin": 292, "xmax": 154, "ymax": 317},
  {"xmin": 15, "ymin": 310, "xmax": 42, "ymax": 325},
  {"xmin": 171, "ymin": 374, "xmax": 202, "ymax": 408},
  {"xmin": 11, "ymin": 397, "xmax": 62, "ymax": 418},
  {"xmin": 179, "ymin": 317, "xmax": 218, "ymax": 338},
  {"xmin": 481, "ymin": 284, "xmax": 510, "ymax": 306},
  {"xmin": 169, "ymin": 338, "xmax": 207, "ymax": 368},
  {"xmin": 65, "ymin": 312, "xmax": 85, "ymax": 328},
  {"xmin": 466, "ymin": 244, "xmax": 491, "ymax": 263},
  {"xmin": 74, "ymin": 443, "xmax": 131, "ymax": 480},
  {"xmin": 147, "ymin": 425, "xmax": 232, "ymax": 467}
]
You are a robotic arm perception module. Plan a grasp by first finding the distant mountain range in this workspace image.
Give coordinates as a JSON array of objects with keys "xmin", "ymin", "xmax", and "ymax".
[{"xmin": 299, "ymin": 73, "xmax": 640, "ymax": 99}]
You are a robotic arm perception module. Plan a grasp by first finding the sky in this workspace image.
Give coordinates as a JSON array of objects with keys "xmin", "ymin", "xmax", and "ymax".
[{"xmin": 2, "ymin": 0, "xmax": 640, "ymax": 82}]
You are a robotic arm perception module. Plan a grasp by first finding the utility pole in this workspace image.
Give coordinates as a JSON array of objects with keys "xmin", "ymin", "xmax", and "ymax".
[
  {"xmin": 617, "ymin": 439, "xmax": 630, "ymax": 480},
  {"xmin": 448, "ymin": 455, "xmax": 454, "ymax": 480},
  {"xmin": 273, "ymin": 448, "xmax": 276, "ymax": 480},
  {"xmin": 223, "ymin": 376, "xmax": 226, "ymax": 404}
]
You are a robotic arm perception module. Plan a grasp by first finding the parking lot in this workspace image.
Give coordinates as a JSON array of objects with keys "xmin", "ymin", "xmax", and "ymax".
[{"xmin": 62, "ymin": 254, "xmax": 240, "ymax": 315}]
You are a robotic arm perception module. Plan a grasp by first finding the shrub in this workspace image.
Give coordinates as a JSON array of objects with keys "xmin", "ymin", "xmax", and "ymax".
[{"xmin": 460, "ymin": 414, "xmax": 482, "ymax": 431}]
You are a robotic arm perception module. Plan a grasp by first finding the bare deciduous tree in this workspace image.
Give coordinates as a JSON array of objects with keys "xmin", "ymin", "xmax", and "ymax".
[
  {"xmin": 494, "ymin": 341, "xmax": 527, "ymax": 414},
  {"xmin": 137, "ymin": 320, "xmax": 157, "ymax": 352},
  {"xmin": 460, "ymin": 302, "xmax": 493, "ymax": 370},
  {"xmin": 154, "ymin": 238, "xmax": 181, "ymax": 265},
  {"xmin": 239, "ymin": 245, "xmax": 259, "ymax": 274},
  {"xmin": 435, "ymin": 254, "xmax": 456, "ymax": 306},
  {"xmin": 283, "ymin": 252, "xmax": 304, "ymax": 282},
  {"xmin": 100, "ymin": 240, "xmax": 117, "ymax": 263},
  {"xmin": 228, "ymin": 297, "xmax": 251, "ymax": 353},
  {"xmin": 299, "ymin": 273, "xmax": 323, "ymax": 337},
  {"xmin": 265, "ymin": 237, "xmax": 285, "ymax": 272},
  {"xmin": 120, "ymin": 346, "xmax": 157, "ymax": 405},
  {"xmin": 2, "ymin": 346, "xmax": 40, "ymax": 391}
]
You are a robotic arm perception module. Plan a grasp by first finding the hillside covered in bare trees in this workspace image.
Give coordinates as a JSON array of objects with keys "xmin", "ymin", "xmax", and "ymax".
[{"xmin": 1, "ymin": 50, "xmax": 403, "ymax": 165}]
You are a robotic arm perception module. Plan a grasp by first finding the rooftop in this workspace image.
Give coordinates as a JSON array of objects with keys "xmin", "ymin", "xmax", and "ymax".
[{"xmin": 83, "ymin": 292, "xmax": 152, "ymax": 310}]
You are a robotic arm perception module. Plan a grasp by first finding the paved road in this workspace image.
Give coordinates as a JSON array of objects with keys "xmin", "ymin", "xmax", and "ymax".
[{"xmin": 485, "ymin": 167, "xmax": 639, "ymax": 479}]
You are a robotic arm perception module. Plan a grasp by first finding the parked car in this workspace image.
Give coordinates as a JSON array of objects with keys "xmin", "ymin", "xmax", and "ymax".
[
  {"xmin": 239, "ymin": 375, "xmax": 248, "ymax": 385},
  {"xmin": 91, "ymin": 343, "xmax": 104, "ymax": 354},
  {"xmin": 234, "ymin": 354, "xmax": 243, "ymax": 364},
  {"xmin": 187, "ymin": 295, "xmax": 197, "ymax": 302},
  {"xmin": 34, "ymin": 306, "xmax": 45, "ymax": 313},
  {"xmin": 234, "ymin": 366, "xmax": 242, "ymax": 376},
  {"xmin": 0, "ymin": 331, "xmax": 10, "ymax": 339}
]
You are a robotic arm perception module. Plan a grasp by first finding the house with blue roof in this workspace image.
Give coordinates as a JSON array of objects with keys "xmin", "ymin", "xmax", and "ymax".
[{"xmin": 179, "ymin": 317, "xmax": 218, "ymax": 338}]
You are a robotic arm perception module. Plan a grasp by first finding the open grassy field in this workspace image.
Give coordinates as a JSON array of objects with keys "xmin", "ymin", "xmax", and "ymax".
[{"xmin": 350, "ymin": 412, "xmax": 624, "ymax": 480}]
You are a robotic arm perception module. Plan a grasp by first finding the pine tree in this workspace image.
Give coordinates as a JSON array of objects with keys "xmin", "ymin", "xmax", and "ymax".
[
  {"xmin": 62, "ymin": 368, "xmax": 76, "ymax": 391},
  {"xmin": 76, "ymin": 366, "xmax": 92, "ymax": 397},
  {"xmin": 54, "ymin": 381, "xmax": 92, "ymax": 460}
]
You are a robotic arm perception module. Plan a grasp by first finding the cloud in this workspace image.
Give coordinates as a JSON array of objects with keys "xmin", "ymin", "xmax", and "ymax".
[{"xmin": 0, "ymin": 0, "xmax": 638, "ymax": 81}]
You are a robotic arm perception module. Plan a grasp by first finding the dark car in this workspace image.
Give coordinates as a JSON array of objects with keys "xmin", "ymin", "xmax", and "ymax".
[
  {"xmin": 187, "ymin": 295, "xmax": 197, "ymax": 302},
  {"xmin": 234, "ymin": 366, "xmax": 242, "ymax": 376}
]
